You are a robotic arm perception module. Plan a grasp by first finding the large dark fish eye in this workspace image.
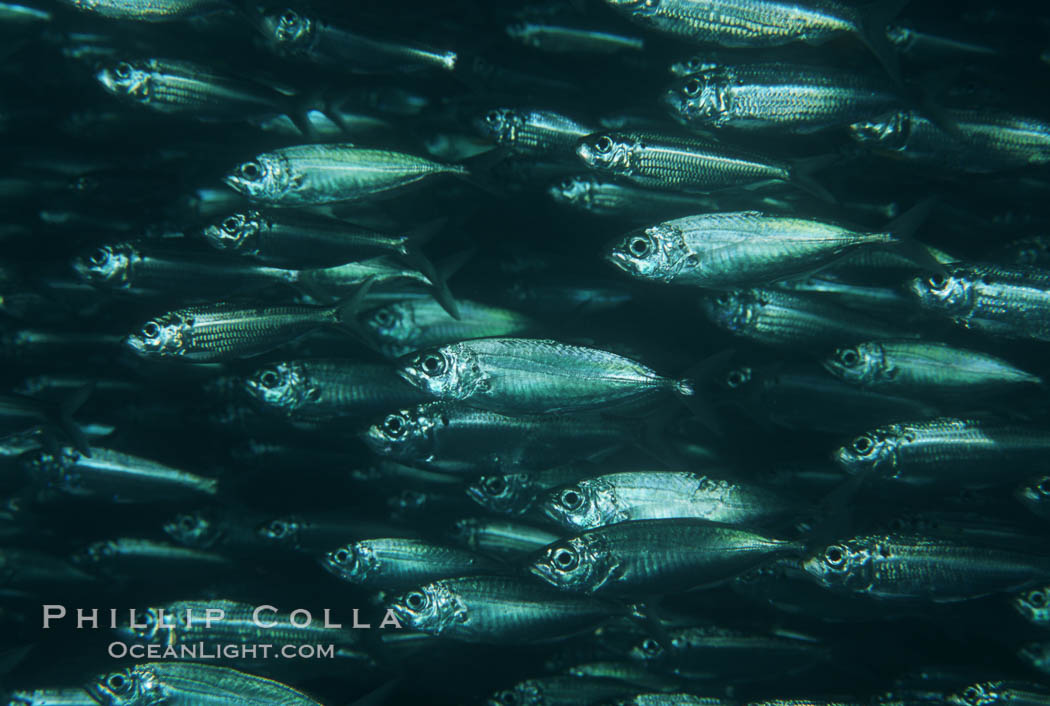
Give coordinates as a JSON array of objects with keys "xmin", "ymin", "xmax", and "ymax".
[
  {"xmin": 179, "ymin": 515, "xmax": 197, "ymax": 530},
  {"xmin": 107, "ymin": 672, "xmax": 129, "ymax": 692},
  {"xmin": 824, "ymin": 545, "xmax": 846, "ymax": 566},
  {"xmin": 221, "ymin": 216, "xmax": 240, "ymax": 233},
  {"xmin": 259, "ymin": 371, "xmax": 280, "ymax": 389},
  {"xmin": 838, "ymin": 348, "xmax": 860, "ymax": 367},
  {"xmin": 962, "ymin": 687, "xmax": 980, "ymax": 704},
  {"xmin": 420, "ymin": 353, "xmax": 446, "ymax": 376},
  {"xmin": 595, "ymin": 135, "xmax": 614, "ymax": 153},
  {"xmin": 1028, "ymin": 590, "xmax": 1047, "ymax": 607},
  {"xmin": 627, "ymin": 236, "xmax": 651, "ymax": 258},
  {"xmin": 333, "ymin": 548, "xmax": 350, "ymax": 563},
  {"xmin": 559, "ymin": 489, "xmax": 583, "ymax": 510},
  {"xmin": 851, "ymin": 435, "xmax": 875, "ymax": 455},
  {"xmin": 269, "ymin": 520, "xmax": 287, "ymax": 536},
  {"xmin": 552, "ymin": 547, "xmax": 579, "ymax": 571},
  {"xmin": 485, "ymin": 110, "xmax": 502, "ymax": 125},
  {"xmin": 683, "ymin": 78, "xmax": 702, "ymax": 97},
  {"xmin": 1038, "ymin": 478, "xmax": 1050, "ymax": 496},
  {"xmin": 142, "ymin": 322, "xmax": 161, "ymax": 339},
  {"xmin": 405, "ymin": 591, "xmax": 426, "ymax": 610},
  {"xmin": 499, "ymin": 691, "xmax": 520, "ymax": 706},
  {"xmin": 725, "ymin": 368, "xmax": 748, "ymax": 388},
  {"xmin": 641, "ymin": 637, "xmax": 661, "ymax": 655},
  {"xmin": 239, "ymin": 162, "xmax": 262, "ymax": 180},
  {"xmin": 114, "ymin": 62, "xmax": 132, "ymax": 79},
  {"xmin": 383, "ymin": 414, "xmax": 407, "ymax": 438},
  {"xmin": 715, "ymin": 293, "xmax": 732, "ymax": 306},
  {"xmin": 483, "ymin": 476, "xmax": 506, "ymax": 494},
  {"xmin": 927, "ymin": 273, "xmax": 948, "ymax": 290},
  {"xmin": 89, "ymin": 248, "xmax": 109, "ymax": 266},
  {"xmin": 372, "ymin": 308, "xmax": 395, "ymax": 328}
]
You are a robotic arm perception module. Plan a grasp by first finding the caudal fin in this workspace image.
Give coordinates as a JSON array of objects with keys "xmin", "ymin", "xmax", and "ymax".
[
  {"xmin": 790, "ymin": 154, "xmax": 838, "ymax": 204},
  {"xmin": 397, "ymin": 218, "xmax": 448, "ymax": 282},
  {"xmin": 57, "ymin": 383, "xmax": 94, "ymax": 457},
  {"xmin": 332, "ymin": 276, "xmax": 377, "ymax": 342},
  {"xmin": 887, "ymin": 197, "xmax": 945, "ymax": 273},
  {"xmin": 428, "ymin": 250, "xmax": 474, "ymax": 320},
  {"xmin": 857, "ymin": 0, "xmax": 911, "ymax": 84}
]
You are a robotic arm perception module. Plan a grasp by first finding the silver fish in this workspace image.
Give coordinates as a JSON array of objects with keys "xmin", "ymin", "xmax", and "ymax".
[
  {"xmin": 61, "ymin": 0, "xmax": 228, "ymax": 21},
  {"xmin": 322, "ymin": 537, "xmax": 498, "ymax": 588},
  {"xmin": 88, "ymin": 662, "xmax": 320, "ymax": 705}
]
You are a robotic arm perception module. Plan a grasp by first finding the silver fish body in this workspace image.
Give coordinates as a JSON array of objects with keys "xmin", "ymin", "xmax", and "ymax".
[
  {"xmin": 506, "ymin": 22, "xmax": 645, "ymax": 54},
  {"xmin": 6, "ymin": 688, "xmax": 96, "ymax": 706},
  {"xmin": 450, "ymin": 518, "xmax": 560, "ymax": 557},
  {"xmin": 224, "ymin": 143, "xmax": 467, "ymax": 207},
  {"xmin": 62, "ymin": 0, "xmax": 227, "ymax": 21},
  {"xmin": 88, "ymin": 662, "xmax": 320, "ymax": 705},
  {"xmin": 398, "ymin": 337, "xmax": 693, "ymax": 414},
  {"xmin": 549, "ymin": 175, "xmax": 725, "ymax": 220},
  {"xmin": 531, "ymin": 518, "xmax": 801, "ymax": 596},
  {"xmin": 476, "ymin": 108, "xmax": 594, "ymax": 159},
  {"xmin": 322, "ymin": 537, "xmax": 498, "ymax": 588},
  {"xmin": 466, "ymin": 466, "xmax": 600, "ymax": 515}
]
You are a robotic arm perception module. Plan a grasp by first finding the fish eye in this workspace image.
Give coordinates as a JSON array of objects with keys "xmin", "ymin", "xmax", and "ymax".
[
  {"xmin": 420, "ymin": 353, "xmax": 446, "ymax": 376},
  {"xmin": 962, "ymin": 687, "xmax": 980, "ymax": 704},
  {"xmin": 485, "ymin": 110, "xmax": 502, "ymax": 125},
  {"xmin": 269, "ymin": 520, "xmax": 287, "ymax": 536},
  {"xmin": 595, "ymin": 135, "xmax": 614, "ymax": 153},
  {"xmin": 333, "ymin": 548, "xmax": 349, "ymax": 563},
  {"xmin": 627, "ymin": 236, "xmax": 651, "ymax": 258},
  {"xmin": 838, "ymin": 348, "xmax": 860, "ymax": 367},
  {"xmin": 484, "ymin": 476, "xmax": 506, "ymax": 494},
  {"xmin": 383, "ymin": 414, "xmax": 407, "ymax": 438},
  {"xmin": 560, "ymin": 178, "xmax": 574, "ymax": 190},
  {"xmin": 927, "ymin": 273, "xmax": 948, "ymax": 290},
  {"xmin": 851, "ymin": 435, "xmax": 875, "ymax": 455},
  {"xmin": 405, "ymin": 591, "xmax": 427, "ymax": 610},
  {"xmin": 142, "ymin": 322, "xmax": 161, "ymax": 339},
  {"xmin": 641, "ymin": 637, "xmax": 661, "ymax": 655},
  {"xmin": 179, "ymin": 515, "xmax": 196, "ymax": 530},
  {"xmin": 239, "ymin": 162, "xmax": 262, "ymax": 180},
  {"xmin": 221, "ymin": 216, "xmax": 240, "ymax": 234},
  {"xmin": 552, "ymin": 547, "xmax": 578, "ymax": 571},
  {"xmin": 106, "ymin": 672, "xmax": 130, "ymax": 693},
  {"xmin": 683, "ymin": 78, "xmax": 702, "ymax": 97},
  {"xmin": 372, "ymin": 308, "xmax": 395, "ymax": 328},
  {"xmin": 281, "ymin": 9, "xmax": 298, "ymax": 24},
  {"xmin": 259, "ymin": 370, "xmax": 279, "ymax": 389},
  {"xmin": 1028, "ymin": 590, "xmax": 1047, "ymax": 607},
  {"xmin": 725, "ymin": 368, "xmax": 748, "ymax": 388},
  {"xmin": 499, "ymin": 691, "xmax": 521, "ymax": 706},
  {"xmin": 89, "ymin": 247, "xmax": 109, "ymax": 266},
  {"xmin": 824, "ymin": 545, "xmax": 846, "ymax": 566},
  {"xmin": 114, "ymin": 62, "xmax": 132, "ymax": 79},
  {"xmin": 715, "ymin": 293, "xmax": 732, "ymax": 305},
  {"xmin": 559, "ymin": 489, "xmax": 583, "ymax": 510},
  {"xmin": 1038, "ymin": 478, "xmax": 1050, "ymax": 496}
]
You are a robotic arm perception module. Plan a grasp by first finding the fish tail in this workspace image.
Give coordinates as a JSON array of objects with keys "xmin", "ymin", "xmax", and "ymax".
[
  {"xmin": 397, "ymin": 218, "xmax": 448, "ymax": 282},
  {"xmin": 427, "ymin": 249, "xmax": 474, "ymax": 320},
  {"xmin": 857, "ymin": 0, "xmax": 911, "ymax": 84},
  {"xmin": 57, "ymin": 383, "xmax": 94, "ymax": 457},
  {"xmin": 790, "ymin": 154, "xmax": 838, "ymax": 204},
  {"xmin": 201, "ymin": 476, "xmax": 221, "ymax": 496},
  {"xmin": 672, "ymin": 379, "xmax": 695, "ymax": 397},
  {"xmin": 330, "ymin": 276, "xmax": 378, "ymax": 341},
  {"xmin": 887, "ymin": 197, "xmax": 944, "ymax": 273}
]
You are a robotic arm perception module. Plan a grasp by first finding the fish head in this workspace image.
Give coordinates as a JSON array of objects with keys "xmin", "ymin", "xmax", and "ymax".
[
  {"xmin": 529, "ymin": 535, "xmax": 607, "ymax": 593},
  {"xmin": 361, "ymin": 405, "xmax": 433, "ymax": 461},
  {"xmin": 88, "ymin": 665, "xmax": 166, "ymax": 706},
  {"xmin": 604, "ymin": 0, "xmax": 661, "ymax": 16},
  {"xmin": 486, "ymin": 680, "xmax": 545, "ymax": 706},
  {"xmin": 849, "ymin": 110, "xmax": 911, "ymax": 151},
  {"xmin": 223, "ymin": 152, "xmax": 293, "ymax": 203},
  {"xmin": 467, "ymin": 473, "xmax": 530, "ymax": 514},
  {"xmin": 95, "ymin": 60, "xmax": 150, "ymax": 104},
  {"xmin": 801, "ymin": 537, "xmax": 876, "ymax": 593},
  {"xmin": 163, "ymin": 511, "xmax": 216, "ymax": 548},
  {"xmin": 576, "ymin": 133, "xmax": 633, "ymax": 173},
  {"xmin": 399, "ymin": 344, "xmax": 483, "ymax": 401},
  {"xmin": 114, "ymin": 606, "xmax": 163, "ymax": 641},
  {"xmin": 448, "ymin": 518, "xmax": 479, "ymax": 548},
  {"xmin": 822, "ymin": 342, "xmax": 884, "ymax": 386},
  {"xmin": 475, "ymin": 108, "xmax": 525, "ymax": 147},
  {"xmin": 629, "ymin": 635, "xmax": 667, "ymax": 663},
  {"xmin": 72, "ymin": 242, "xmax": 136, "ymax": 287},
  {"xmin": 73, "ymin": 539, "xmax": 116, "ymax": 566},
  {"xmin": 607, "ymin": 224, "xmax": 694, "ymax": 282},
  {"xmin": 834, "ymin": 427, "xmax": 899, "ymax": 477},
  {"xmin": 1015, "ymin": 475, "xmax": 1050, "ymax": 515},
  {"xmin": 323, "ymin": 541, "xmax": 377, "ymax": 583},
  {"xmin": 256, "ymin": 516, "xmax": 302, "ymax": 548},
  {"xmin": 388, "ymin": 581, "xmax": 463, "ymax": 635},
  {"xmin": 907, "ymin": 270, "xmax": 974, "ymax": 317},
  {"xmin": 542, "ymin": 480, "xmax": 609, "ymax": 531},
  {"xmin": 548, "ymin": 175, "xmax": 596, "ymax": 209},
  {"xmin": 260, "ymin": 7, "xmax": 316, "ymax": 52},
  {"xmin": 948, "ymin": 683, "xmax": 1006, "ymax": 706},
  {"xmin": 1013, "ymin": 585, "xmax": 1050, "ymax": 625},
  {"xmin": 664, "ymin": 69, "xmax": 731, "ymax": 127},
  {"xmin": 124, "ymin": 311, "xmax": 190, "ymax": 359},
  {"xmin": 362, "ymin": 302, "xmax": 414, "ymax": 356},
  {"xmin": 244, "ymin": 362, "xmax": 314, "ymax": 413},
  {"xmin": 669, "ymin": 54, "xmax": 719, "ymax": 77},
  {"xmin": 1019, "ymin": 642, "xmax": 1050, "ymax": 671},
  {"xmin": 201, "ymin": 211, "xmax": 263, "ymax": 254},
  {"xmin": 700, "ymin": 290, "xmax": 758, "ymax": 334}
]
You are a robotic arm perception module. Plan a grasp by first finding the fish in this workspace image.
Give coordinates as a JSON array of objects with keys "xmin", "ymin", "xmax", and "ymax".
[
  {"xmin": 87, "ymin": 662, "xmax": 321, "ymax": 705},
  {"xmin": 449, "ymin": 518, "xmax": 561, "ymax": 557},
  {"xmin": 360, "ymin": 298, "xmax": 536, "ymax": 358},
  {"xmin": 538, "ymin": 471, "xmax": 799, "ymax": 531},
  {"xmin": 223, "ymin": 143, "xmax": 469, "ymax": 207},
  {"xmin": 244, "ymin": 360, "xmax": 426, "ymax": 420},
  {"xmin": 466, "ymin": 466, "xmax": 601, "ymax": 516},
  {"xmin": 124, "ymin": 298, "xmax": 359, "ymax": 362},
  {"xmin": 61, "ymin": 0, "xmax": 229, "ymax": 21},
  {"xmin": 387, "ymin": 575, "xmax": 623, "ymax": 644},
  {"xmin": 322, "ymin": 537, "xmax": 500, "ymax": 588},
  {"xmin": 664, "ymin": 63, "xmax": 901, "ymax": 133},
  {"xmin": 257, "ymin": 7, "xmax": 457, "ymax": 73},
  {"xmin": 475, "ymin": 108, "xmax": 595, "ymax": 160},
  {"xmin": 601, "ymin": 0, "xmax": 908, "ymax": 80},
  {"xmin": 576, "ymin": 131, "xmax": 833, "ymax": 200},
  {"xmin": 908, "ymin": 264, "xmax": 1050, "ymax": 342},
  {"xmin": 548, "ymin": 174, "xmax": 727, "ymax": 221},
  {"xmin": 822, "ymin": 341, "xmax": 1042, "ymax": 399},
  {"xmin": 506, "ymin": 22, "xmax": 645, "ymax": 54},
  {"xmin": 1017, "ymin": 477, "xmax": 1050, "ymax": 521},
  {"xmin": 255, "ymin": 513, "xmax": 411, "ymax": 555},
  {"xmin": 804, "ymin": 533, "xmax": 1050, "ymax": 601},
  {"xmin": 1014, "ymin": 585, "xmax": 1050, "ymax": 627},
  {"xmin": 700, "ymin": 288, "xmax": 914, "ymax": 349},
  {"xmin": 835, "ymin": 418, "xmax": 1050, "ymax": 488},
  {"xmin": 530, "ymin": 519, "xmax": 802, "ymax": 596},
  {"xmin": 610, "ymin": 696, "xmax": 737, "ymax": 706},
  {"xmin": 606, "ymin": 204, "xmax": 930, "ymax": 290},
  {"xmin": 946, "ymin": 682, "xmax": 1050, "ymax": 706},
  {"xmin": 361, "ymin": 401, "xmax": 639, "ymax": 473},
  {"xmin": 397, "ymin": 338, "xmax": 694, "ymax": 415},
  {"xmin": 5, "ymin": 688, "xmax": 97, "ymax": 705},
  {"xmin": 484, "ymin": 675, "xmax": 639, "ymax": 706}
]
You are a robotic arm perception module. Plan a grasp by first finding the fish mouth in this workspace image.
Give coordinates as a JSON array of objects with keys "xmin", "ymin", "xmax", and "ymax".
[
  {"xmin": 221, "ymin": 174, "xmax": 247, "ymax": 194},
  {"xmin": 83, "ymin": 682, "xmax": 109, "ymax": 704},
  {"xmin": 831, "ymin": 446, "xmax": 858, "ymax": 473},
  {"xmin": 527, "ymin": 562, "xmax": 557, "ymax": 586},
  {"xmin": 94, "ymin": 68, "xmax": 118, "ymax": 94},
  {"xmin": 464, "ymin": 485, "xmax": 489, "ymax": 506},
  {"xmin": 359, "ymin": 426, "xmax": 389, "ymax": 453},
  {"xmin": 123, "ymin": 335, "xmax": 147, "ymax": 356},
  {"xmin": 396, "ymin": 366, "xmax": 425, "ymax": 390},
  {"xmin": 799, "ymin": 555, "xmax": 824, "ymax": 581}
]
